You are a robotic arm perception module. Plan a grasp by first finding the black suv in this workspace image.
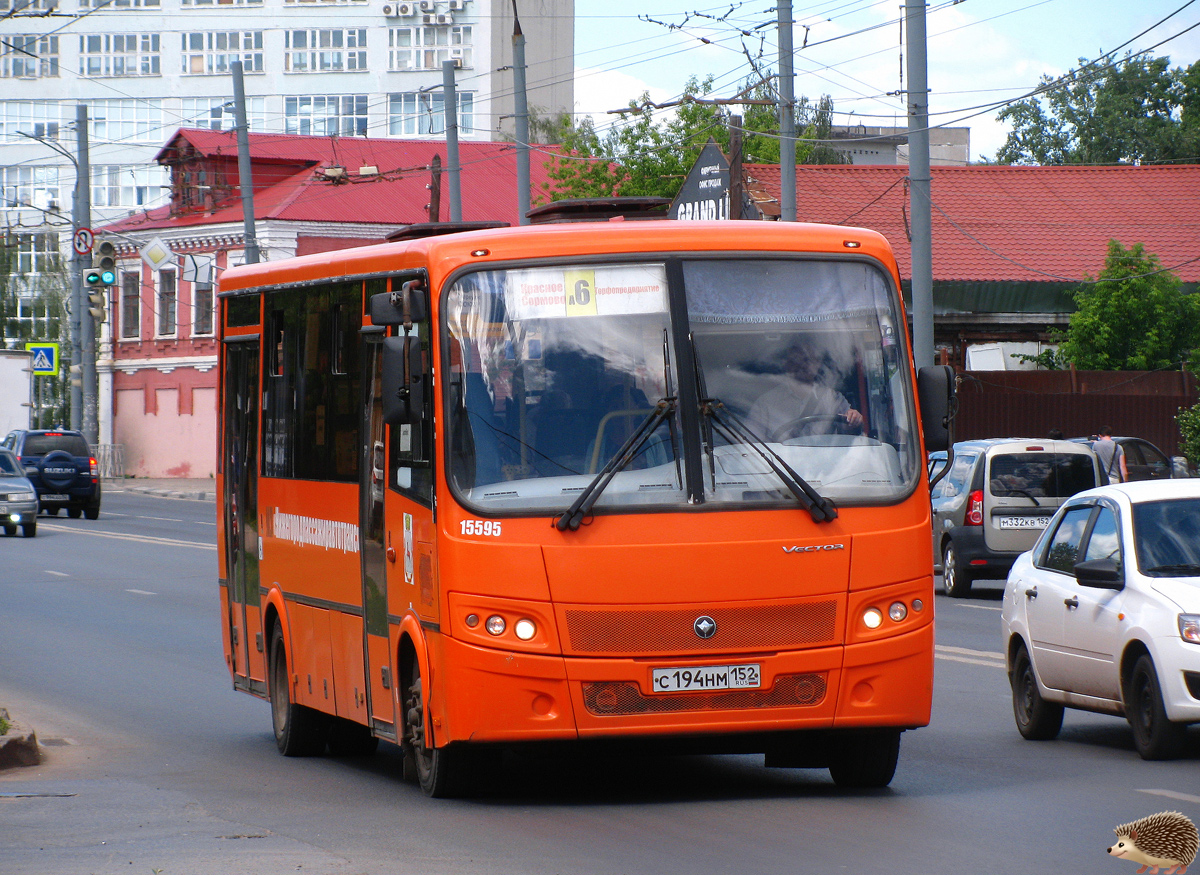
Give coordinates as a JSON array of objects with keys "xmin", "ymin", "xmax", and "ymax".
[{"xmin": 1, "ymin": 429, "xmax": 102, "ymax": 519}]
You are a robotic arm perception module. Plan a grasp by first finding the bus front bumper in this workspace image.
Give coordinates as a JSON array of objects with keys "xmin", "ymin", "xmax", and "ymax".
[{"xmin": 431, "ymin": 623, "xmax": 933, "ymax": 746}]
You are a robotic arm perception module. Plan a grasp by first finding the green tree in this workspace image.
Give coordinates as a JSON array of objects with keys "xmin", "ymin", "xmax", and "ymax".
[
  {"xmin": 1057, "ymin": 240, "xmax": 1200, "ymax": 370},
  {"xmin": 996, "ymin": 54, "xmax": 1200, "ymax": 165},
  {"xmin": 540, "ymin": 74, "xmax": 846, "ymax": 203}
]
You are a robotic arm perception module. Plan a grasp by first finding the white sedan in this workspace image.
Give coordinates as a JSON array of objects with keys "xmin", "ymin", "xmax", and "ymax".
[{"xmin": 1002, "ymin": 479, "xmax": 1200, "ymax": 759}]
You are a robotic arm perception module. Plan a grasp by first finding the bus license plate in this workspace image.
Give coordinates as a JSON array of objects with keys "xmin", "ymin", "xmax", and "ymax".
[
  {"xmin": 652, "ymin": 664, "xmax": 760, "ymax": 693},
  {"xmin": 997, "ymin": 516, "xmax": 1050, "ymax": 529}
]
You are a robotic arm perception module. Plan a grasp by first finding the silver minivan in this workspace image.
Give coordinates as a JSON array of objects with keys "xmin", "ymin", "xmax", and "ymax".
[{"xmin": 931, "ymin": 439, "xmax": 1102, "ymax": 596}]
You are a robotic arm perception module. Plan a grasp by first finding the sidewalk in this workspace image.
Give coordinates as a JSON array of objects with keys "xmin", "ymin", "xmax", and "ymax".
[{"xmin": 104, "ymin": 477, "xmax": 217, "ymax": 501}]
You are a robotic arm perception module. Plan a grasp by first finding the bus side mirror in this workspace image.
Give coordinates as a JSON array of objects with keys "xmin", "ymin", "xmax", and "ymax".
[
  {"xmin": 370, "ymin": 282, "xmax": 427, "ymax": 327},
  {"xmin": 382, "ymin": 335, "xmax": 425, "ymax": 425},
  {"xmin": 917, "ymin": 365, "xmax": 955, "ymax": 452}
]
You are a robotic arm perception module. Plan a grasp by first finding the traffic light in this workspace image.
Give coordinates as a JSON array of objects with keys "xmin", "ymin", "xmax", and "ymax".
[{"xmin": 85, "ymin": 240, "xmax": 116, "ymax": 321}]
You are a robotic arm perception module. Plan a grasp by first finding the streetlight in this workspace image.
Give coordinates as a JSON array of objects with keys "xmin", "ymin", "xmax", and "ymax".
[{"xmin": 16, "ymin": 107, "xmax": 95, "ymax": 440}]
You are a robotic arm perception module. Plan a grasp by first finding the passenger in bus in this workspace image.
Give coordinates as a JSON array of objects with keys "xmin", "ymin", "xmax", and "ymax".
[{"xmin": 749, "ymin": 339, "xmax": 863, "ymax": 440}]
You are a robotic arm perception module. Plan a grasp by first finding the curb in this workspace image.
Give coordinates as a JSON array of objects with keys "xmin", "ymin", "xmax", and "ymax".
[{"xmin": 0, "ymin": 709, "xmax": 42, "ymax": 770}]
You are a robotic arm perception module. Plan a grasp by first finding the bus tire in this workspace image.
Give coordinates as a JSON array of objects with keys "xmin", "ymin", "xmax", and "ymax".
[
  {"xmin": 403, "ymin": 665, "xmax": 473, "ymax": 798},
  {"xmin": 828, "ymin": 729, "xmax": 901, "ymax": 789},
  {"xmin": 269, "ymin": 625, "xmax": 329, "ymax": 757}
]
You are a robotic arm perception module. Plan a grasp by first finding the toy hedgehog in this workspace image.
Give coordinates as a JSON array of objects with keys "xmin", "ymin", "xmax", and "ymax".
[{"xmin": 1107, "ymin": 811, "xmax": 1199, "ymax": 875}]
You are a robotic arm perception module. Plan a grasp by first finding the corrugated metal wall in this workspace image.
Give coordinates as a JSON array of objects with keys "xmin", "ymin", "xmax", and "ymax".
[{"xmin": 952, "ymin": 370, "xmax": 1198, "ymax": 458}]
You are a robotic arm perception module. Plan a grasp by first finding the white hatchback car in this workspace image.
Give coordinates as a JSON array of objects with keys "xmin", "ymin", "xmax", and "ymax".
[{"xmin": 1002, "ymin": 479, "xmax": 1200, "ymax": 759}]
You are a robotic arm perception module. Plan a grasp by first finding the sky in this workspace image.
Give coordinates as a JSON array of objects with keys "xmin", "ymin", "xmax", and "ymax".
[{"xmin": 570, "ymin": 0, "xmax": 1200, "ymax": 163}]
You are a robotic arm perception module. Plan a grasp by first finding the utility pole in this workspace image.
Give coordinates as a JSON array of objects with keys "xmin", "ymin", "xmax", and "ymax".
[
  {"xmin": 442, "ymin": 60, "xmax": 462, "ymax": 222},
  {"xmin": 77, "ymin": 104, "xmax": 99, "ymax": 444},
  {"xmin": 905, "ymin": 0, "xmax": 934, "ymax": 368},
  {"xmin": 511, "ymin": 0, "xmax": 530, "ymax": 224},
  {"xmin": 69, "ymin": 104, "xmax": 90, "ymax": 434},
  {"xmin": 729, "ymin": 115, "xmax": 744, "ymax": 220},
  {"xmin": 231, "ymin": 61, "xmax": 260, "ymax": 264},
  {"xmin": 777, "ymin": 0, "xmax": 796, "ymax": 221}
]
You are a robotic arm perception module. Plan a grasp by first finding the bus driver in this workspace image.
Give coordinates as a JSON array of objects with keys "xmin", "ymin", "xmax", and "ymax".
[{"xmin": 749, "ymin": 339, "xmax": 864, "ymax": 440}]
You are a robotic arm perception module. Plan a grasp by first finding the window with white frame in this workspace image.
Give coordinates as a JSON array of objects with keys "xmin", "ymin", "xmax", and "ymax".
[
  {"xmin": 284, "ymin": 95, "xmax": 368, "ymax": 136},
  {"xmin": 0, "ymin": 0, "xmax": 62, "ymax": 12},
  {"xmin": 179, "ymin": 96, "xmax": 266, "ymax": 132},
  {"xmin": 181, "ymin": 0, "xmax": 260, "ymax": 5},
  {"xmin": 1, "ymin": 165, "xmax": 63, "ymax": 210},
  {"xmin": 388, "ymin": 91, "xmax": 473, "ymax": 136},
  {"xmin": 193, "ymin": 280, "xmax": 214, "ymax": 335},
  {"xmin": 181, "ymin": 31, "xmax": 263, "ymax": 75},
  {"xmin": 0, "ymin": 101, "xmax": 64, "ymax": 141},
  {"xmin": 120, "ymin": 271, "xmax": 140, "ymax": 339},
  {"xmin": 284, "ymin": 29, "xmax": 367, "ymax": 72},
  {"xmin": 157, "ymin": 268, "xmax": 177, "ymax": 337},
  {"xmin": 78, "ymin": 0, "xmax": 160, "ymax": 6},
  {"xmin": 2, "ymin": 35, "xmax": 59, "ymax": 78},
  {"xmin": 388, "ymin": 26, "xmax": 471, "ymax": 71},
  {"xmin": 79, "ymin": 34, "xmax": 161, "ymax": 77},
  {"xmin": 88, "ymin": 99, "xmax": 163, "ymax": 142},
  {"xmin": 16, "ymin": 231, "xmax": 61, "ymax": 275},
  {"xmin": 284, "ymin": 0, "xmax": 366, "ymax": 4},
  {"xmin": 90, "ymin": 164, "xmax": 170, "ymax": 209}
]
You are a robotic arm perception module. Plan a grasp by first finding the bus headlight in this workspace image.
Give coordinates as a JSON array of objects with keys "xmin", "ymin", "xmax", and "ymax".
[
  {"xmin": 862, "ymin": 608, "xmax": 883, "ymax": 629},
  {"xmin": 485, "ymin": 615, "xmax": 506, "ymax": 636},
  {"xmin": 514, "ymin": 618, "xmax": 536, "ymax": 641},
  {"xmin": 888, "ymin": 601, "xmax": 908, "ymax": 622}
]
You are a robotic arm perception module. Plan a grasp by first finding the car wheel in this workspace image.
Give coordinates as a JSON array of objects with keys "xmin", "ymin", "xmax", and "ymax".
[
  {"xmin": 1125, "ymin": 654, "xmax": 1187, "ymax": 760},
  {"xmin": 828, "ymin": 729, "xmax": 901, "ymax": 788},
  {"xmin": 268, "ymin": 625, "xmax": 330, "ymax": 757},
  {"xmin": 67, "ymin": 507, "xmax": 82, "ymax": 519},
  {"xmin": 21, "ymin": 521, "xmax": 36, "ymax": 538},
  {"xmin": 84, "ymin": 503, "xmax": 100, "ymax": 521},
  {"xmin": 1010, "ymin": 643, "xmax": 1063, "ymax": 740},
  {"xmin": 942, "ymin": 542, "xmax": 973, "ymax": 597}
]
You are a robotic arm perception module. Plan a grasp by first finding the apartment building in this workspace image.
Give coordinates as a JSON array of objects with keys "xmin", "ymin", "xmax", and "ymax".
[{"xmin": 0, "ymin": 0, "xmax": 573, "ymax": 317}]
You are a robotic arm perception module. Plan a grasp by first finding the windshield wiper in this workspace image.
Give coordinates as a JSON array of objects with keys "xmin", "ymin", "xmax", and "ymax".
[
  {"xmin": 553, "ymin": 397, "xmax": 677, "ymax": 532},
  {"xmin": 1145, "ymin": 563, "xmax": 1200, "ymax": 576},
  {"xmin": 699, "ymin": 398, "xmax": 838, "ymax": 523}
]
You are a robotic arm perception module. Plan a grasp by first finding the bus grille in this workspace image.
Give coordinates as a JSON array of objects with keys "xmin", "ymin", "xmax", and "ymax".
[
  {"xmin": 563, "ymin": 601, "xmax": 838, "ymax": 654},
  {"xmin": 582, "ymin": 673, "xmax": 827, "ymax": 716}
]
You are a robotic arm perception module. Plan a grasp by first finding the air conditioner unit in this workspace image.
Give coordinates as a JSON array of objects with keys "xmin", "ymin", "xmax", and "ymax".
[
  {"xmin": 396, "ymin": 1, "xmax": 415, "ymax": 12},
  {"xmin": 385, "ymin": 1, "xmax": 413, "ymax": 13},
  {"xmin": 422, "ymin": 13, "xmax": 435, "ymax": 23},
  {"xmin": 418, "ymin": 0, "xmax": 435, "ymax": 10},
  {"xmin": 447, "ymin": 0, "xmax": 464, "ymax": 9},
  {"xmin": 435, "ymin": 12, "xmax": 452, "ymax": 23}
]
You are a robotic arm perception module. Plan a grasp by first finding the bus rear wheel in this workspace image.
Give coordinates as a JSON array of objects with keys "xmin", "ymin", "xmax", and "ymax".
[{"xmin": 269, "ymin": 626, "xmax": 329, "ymax": 757}]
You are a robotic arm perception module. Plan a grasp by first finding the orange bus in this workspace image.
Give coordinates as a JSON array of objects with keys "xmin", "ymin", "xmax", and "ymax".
[{"xmin": 217, "ymin": 218, "xmax": 953, "ymax": 796}]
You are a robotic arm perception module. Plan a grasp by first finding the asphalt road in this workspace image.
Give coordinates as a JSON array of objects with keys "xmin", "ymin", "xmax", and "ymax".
[{"xmin": 1, "ymin": 489, "xmax": 1198, "ymax": 874}]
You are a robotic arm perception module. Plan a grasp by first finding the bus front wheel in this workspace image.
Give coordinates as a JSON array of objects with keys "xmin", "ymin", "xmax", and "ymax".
[
  {"xmin": 269, "ymin": 625, "xmax": 329, "ymax": 757},
  {"xmin": 828, "ymin": 729, "xmax": 901, "ymax": 788},
  {"xmin": 402, "ymin": 664, "xmax": 479, "ymax": 798}
]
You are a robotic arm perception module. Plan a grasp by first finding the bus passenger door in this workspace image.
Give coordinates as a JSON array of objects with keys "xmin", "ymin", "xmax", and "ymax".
[
  {"xmin": 360, "ymin": 336, "xmax": 396, "ymax": 738},
  {"xmin": 222, "ymin": 339, "xmax": 260, "ymax": 688}
]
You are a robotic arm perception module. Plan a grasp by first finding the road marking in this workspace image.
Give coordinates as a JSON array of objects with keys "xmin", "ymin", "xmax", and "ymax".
[
  {"xmin": 39, "ymin": 523, "xmax": 213, "ymax": 551},
  {"xmin": 950, "ymin": 602, "xmax": 1004, "ymax": 612},
  {"xmin": 45, "ymin": 570, "xmax": 68, "ymax": 577},
  {"xmin": 125, "ymin": 589, "xmax": 157, "ymax": 596},
  {"xmin": 1137, "ymin": 789, "xmax": 1200, "ymax": 805},
  {"xmin": 936, "ymin": 644, "xmax": 1006, "ymax": 667}
]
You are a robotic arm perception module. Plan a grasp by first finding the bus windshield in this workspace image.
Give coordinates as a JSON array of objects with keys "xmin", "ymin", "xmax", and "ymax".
[{"xmin": 445, "ymin": 256, "xmax": 919, "ymax": 514}]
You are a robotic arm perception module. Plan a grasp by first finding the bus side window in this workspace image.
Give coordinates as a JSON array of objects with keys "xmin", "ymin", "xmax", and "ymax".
[{"xmin": 389, "ymin": 324, "xmax": 434, "ymax": 507}]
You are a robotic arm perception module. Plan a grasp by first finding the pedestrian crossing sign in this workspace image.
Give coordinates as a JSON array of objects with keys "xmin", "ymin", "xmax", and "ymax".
[{"xmin": 25, "ymin": 342, "xmax": 58, "ymax": 375}]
